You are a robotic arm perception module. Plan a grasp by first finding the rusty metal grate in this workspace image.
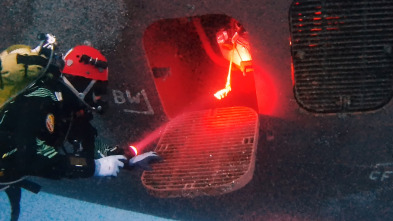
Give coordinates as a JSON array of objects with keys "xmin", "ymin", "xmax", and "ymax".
[
  {"xmin": 141, "ymin": 106, "xmax": 259, "ymax": 198},
  {"xmin": 290, "ymin": 0, "xmax": 393, "ymax": 113}
]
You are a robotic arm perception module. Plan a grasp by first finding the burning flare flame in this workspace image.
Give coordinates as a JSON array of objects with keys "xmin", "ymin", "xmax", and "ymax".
[
  {"xmin": 214, "ymin": 85, "xmax": 231, "ymax": 100},
  {"xmin": 214, "ymin": 45, "xmax": 234, "ymax": 100},
  {"xmin": 129, "ymin": 145, "xmax": 138, "ymax": 156}
]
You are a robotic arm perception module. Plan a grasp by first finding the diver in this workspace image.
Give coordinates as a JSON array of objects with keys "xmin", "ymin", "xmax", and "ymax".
[{"xmin": 0, "ymin": 34, "xmax": 160, "ymax": 221}]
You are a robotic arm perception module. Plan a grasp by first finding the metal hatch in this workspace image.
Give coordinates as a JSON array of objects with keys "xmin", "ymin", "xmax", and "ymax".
[
  {"xmin": 290, "ymin": 0, "xmax": 393, "ymax": 113},
  {"xmin": 141, "ymin": 106, "xmax": 259, "ymax": 198}
]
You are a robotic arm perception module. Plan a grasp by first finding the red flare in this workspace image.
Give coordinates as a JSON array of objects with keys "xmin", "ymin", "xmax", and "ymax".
[{"xmin": 129, "ymin": 145, "xmax": 138, "ymax": 156}]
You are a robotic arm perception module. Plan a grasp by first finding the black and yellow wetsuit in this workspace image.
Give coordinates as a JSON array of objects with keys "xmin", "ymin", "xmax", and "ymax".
[
  {"xmin": 0, "ymin": 43, "xmax": 119, "ymax": 221},
  {"xmin": 0, "ymin": 74, "xmax": 98, "ymax": 185}
]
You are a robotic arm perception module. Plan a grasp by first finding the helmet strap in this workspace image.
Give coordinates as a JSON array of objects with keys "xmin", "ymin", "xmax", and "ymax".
[
  {"xmin": 61, "ymin": 75, "xmax": 97, "ymax": 109},
  {"xmin": 82, "ymin": 79, "xmax": 97, "ymax": 98}
]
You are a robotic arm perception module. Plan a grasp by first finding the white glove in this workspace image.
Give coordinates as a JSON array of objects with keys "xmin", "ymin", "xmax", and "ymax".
[
  {"xmin": 129, "ymin": 151, "xmax": 161, "ymax": 170},
  {"xmin": 94, "ymin": 155, "xmax": 126, "ymax": 177}
]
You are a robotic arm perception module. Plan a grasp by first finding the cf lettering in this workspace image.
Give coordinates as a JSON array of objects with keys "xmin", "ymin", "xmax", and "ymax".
[
  {"xmin": 369, "ymin": 170, "xmax": 393, "ymax": 181},
  {"xmin": 381, "ymin": 171, "xmax": 393, "ymax": 181},
  {"xmin": 369, "ymin": 171, "xmax": 381, "ymax": 181}
]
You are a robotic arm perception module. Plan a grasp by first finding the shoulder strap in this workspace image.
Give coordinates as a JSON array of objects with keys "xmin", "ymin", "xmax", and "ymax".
[{"xmin": 16, "ymin": 54, "xmax": 61, "ymax": 76}]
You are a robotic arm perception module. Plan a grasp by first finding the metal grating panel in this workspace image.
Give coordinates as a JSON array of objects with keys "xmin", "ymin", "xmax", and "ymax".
[
  {"xmin": 290, "ymin": 0, "xmax": 393, "ymax": 113},
  {"xmin": 141, "ymin": 106, "xmax": 259, "ymax": 198}
]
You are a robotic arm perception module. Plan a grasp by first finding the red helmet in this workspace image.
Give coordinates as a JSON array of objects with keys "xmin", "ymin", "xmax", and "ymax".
[{"xmin": 62, "ymin": 45, "xmax": 108, "ymax": 81}]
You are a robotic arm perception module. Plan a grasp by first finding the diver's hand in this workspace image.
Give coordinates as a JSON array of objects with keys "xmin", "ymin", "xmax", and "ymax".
[
  {"xmin": 94, "ymin": 155, "xmax": 126, "ymax": 176},
  {"xmin": 129, "ymin": 151, "xmax": 161, "ymax": 171}
]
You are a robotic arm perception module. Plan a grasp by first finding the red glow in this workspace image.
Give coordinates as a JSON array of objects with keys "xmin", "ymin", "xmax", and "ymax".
[
  {"xmin": 313, "ymin": 17, "xmax": 321, "ymax": 21},
  {"xmin": 311, "ymin": 28, "xmax": 322, "ymax": 31},
  {"xmin": 129, "ymin": 145, "xmax": 138, "ymax": 156},
  {"xmin": 234, "ymin": 44, "xmax": 252, "ymax": 64},
  {"xmin": 291, "ymin": 59, "xmax": 295, "ymax": 86},
  {"xmin": 215, "ymin": 46, "xmax": 234, "ymax": 100},
  {"xmin": 132, "ymin": 123, "xmax": 167, "ymax": 153},
  {"xmin": 137, "ymin": 59, "xmax": 273, "ymax": 151},
  {"xmin": 253, "ymin": 64, "xmax": 278, "ymax": 115},
  {"xmin": 326, "ymin": 16, "xmax": 340, "ymax": 20},
  {"xmin": 193, "ymin": 18, "xmax": 228, "ymax": 68},
  {"xmin": 214, "ymin": 86, "xmax": 231, "ymax": 100},
  {"xmin": 315, "ymin": 12, "xmax": 322, "ymax": 15},
  {"xmin": 144, "ymin": 15, "xmax": 259, "ymax": 118}
]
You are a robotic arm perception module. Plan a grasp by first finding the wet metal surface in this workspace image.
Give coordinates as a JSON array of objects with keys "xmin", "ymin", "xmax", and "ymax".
[
  {"xmin": 2, "ymin": 0, "xmax": 393, "ymax": 220},
  {"xmin": 290, "ymin": 0, "xmax": 393, "ymax": 113},
  {"xmin": 142, "ymin": 107, "xmax": 259, "ymax": 198}
]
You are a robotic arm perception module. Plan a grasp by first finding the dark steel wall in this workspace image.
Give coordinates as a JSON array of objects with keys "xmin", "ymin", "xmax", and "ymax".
[{"xmin": 2, "ymin": 1, "xmax": 393, "ymax": 220}]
